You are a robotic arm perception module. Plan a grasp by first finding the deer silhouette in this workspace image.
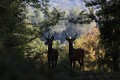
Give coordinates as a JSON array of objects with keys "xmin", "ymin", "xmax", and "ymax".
[
  {"xmin": 44, "ymin": 33, "xmax": 58, "ymax": 69},
  {"xmin": 65, "ymin": 32, "xmax": 85, "ymax": 70}
]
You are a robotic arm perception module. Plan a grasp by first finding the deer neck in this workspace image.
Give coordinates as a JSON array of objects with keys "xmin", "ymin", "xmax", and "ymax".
[
  {"xmin": 48, "ymin": 44, "xmax": 53, "ymax": 53},
  {"xmin": 69, "ymin": 43, "xmax": 74, "ymax": 53}
]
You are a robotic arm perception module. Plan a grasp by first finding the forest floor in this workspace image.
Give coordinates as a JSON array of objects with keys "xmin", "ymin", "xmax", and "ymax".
[
  {"xmin": 38, "ymin": 67, "xmax": 120, "ymax": 80},
  {"xmin": 1, "ymin": 63, "xmax": 120, "ymax": 80}
]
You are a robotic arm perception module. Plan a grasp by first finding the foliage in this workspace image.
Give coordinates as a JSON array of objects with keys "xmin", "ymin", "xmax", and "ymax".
[
  {"xmin": 74, "ymin": 27, "xmax": 106, "ymax": 71},
  {"xmin": 83, "ymin": 0, "xmax": 120, "ymax": 71},
  {"xmin": 0, "ymin": 0, "xmax": 64, "ymax": 80},
  {"xmin": 0, "ymin": 0, "xmax": 119, "ymax": 79}
]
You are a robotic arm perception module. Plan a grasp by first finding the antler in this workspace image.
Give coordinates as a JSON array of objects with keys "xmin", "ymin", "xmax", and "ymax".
[
  {"xmin": 71, "ymin": 32, "xmax": 77, "ymax": 40},
  {"xmin": 65, "ymin": 31, "xmax": 69, "ymax": 38},
  {"xmin": 51, "ymin": 32, "xmax": 56, "ymax": 40},
  {"xmin": 44, "ymin": 33, "xmax": 50, "ymax": 40},
  {"xmin": 65, "ymin": 31, "xmax": 70, "ymax": 41},
  {"xmin": 48, "ymin": 33, "xmax": 50, "ymax": 38}
]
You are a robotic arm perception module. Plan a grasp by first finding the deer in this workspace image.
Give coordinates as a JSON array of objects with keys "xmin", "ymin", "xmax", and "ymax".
[
  {"xmin": 65, "ymin": 32, "xmax": 85, "ymax": 70},
  {"xmin": 44, "ymin": 33, "xmax": 58, "ymax": 69}
]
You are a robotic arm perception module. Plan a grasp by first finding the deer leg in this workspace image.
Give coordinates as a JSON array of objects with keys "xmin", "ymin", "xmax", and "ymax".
[
  {"xmin": 54, "ymin": 60, "xmax": 57, "ymax": 69},
  {"xmin": 51, "ymin": 60, "xmax": 54, "ymax": 68},
  {"xmin": 70, "ymin": 60, "xmax": 72, "ymax": 68},
  {"xmin": 78, "ymin": 60, "xmax": 81, "ymax": 70},
  {"xmin": 81, "ymin": 59, "xmax": 84, "ymax": 67},
  {"xmin": 81, "ymin": 59, "xmax": 84, "ymax": 71},
  {"xmin": 73, "ymin": 61, "xmax": 76, "ymax": 68},
  {"xmin": 48, "ymin": 60, "xmax": 51, "ymax": 68}
]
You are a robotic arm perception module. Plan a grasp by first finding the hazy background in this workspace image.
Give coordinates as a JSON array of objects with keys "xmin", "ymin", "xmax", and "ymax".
[{"xmin": 27, "ymin": 0, "xmax": 96, "ymax": 43}]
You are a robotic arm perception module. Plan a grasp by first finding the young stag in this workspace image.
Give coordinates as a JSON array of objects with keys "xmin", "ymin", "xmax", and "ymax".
[
  {"xmin": 44, "ymin": 33, "xmax": 58, "ymax": 69},
  {"xmin": 65, "ymin": 32, "xmax": 85, "ymax": 70}
]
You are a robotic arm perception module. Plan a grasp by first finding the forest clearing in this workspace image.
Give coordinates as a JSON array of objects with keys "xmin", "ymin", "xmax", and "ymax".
[{"xmin": 0, "ymin": 0, "xmax": 120, "ymax": 80}]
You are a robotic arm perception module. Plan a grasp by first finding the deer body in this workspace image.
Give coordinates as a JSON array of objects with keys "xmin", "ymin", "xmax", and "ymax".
[
  {"xmin": 69, "ymin": 48, "xmax": 84, "ymax": 61},
  {"xmin": 65, "ymin": 32, "xmax": 85, "ymax": 69},
  {"xmin": 69, "ymin": 44, "xmax": 84, "ymax": 69},
  {"xmin": 48, "ymin": 49, "xmax": 58, "ymax": 61},
  {"xmin": 44, "ymin": 33, "xmax": 58, "ymax": 69},
  {"xmin": 47, "ymin": 46, "xmax": 58, "ymax": 68}
]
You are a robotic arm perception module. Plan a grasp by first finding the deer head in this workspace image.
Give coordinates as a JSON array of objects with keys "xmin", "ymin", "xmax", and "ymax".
[
  {"xmin": 44, "ymin": 33, "xmax": 56, "ymax": 45},
  {"xmin": 65, "ymin": 32, "xmax": 77, "ymax": 44}
]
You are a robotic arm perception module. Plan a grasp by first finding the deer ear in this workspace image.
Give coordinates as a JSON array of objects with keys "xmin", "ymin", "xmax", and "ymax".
[
  {"xmin": 51, "ymin": 36, "xmax": 54, "ymax": 40},
  {"xmin": 72, "ymin": 38, "xmax": 76, "ymax": 41},
  {"xmin": 44, "ymin": 37, "xmax": 48, "ymax": 40},
  {"xmin": 51, "ymin": 32, "xmax": 56, "ymax": 41},
  {"xmin": 65, "ymin": 37, "xmax": 70, "ymax": 41}
]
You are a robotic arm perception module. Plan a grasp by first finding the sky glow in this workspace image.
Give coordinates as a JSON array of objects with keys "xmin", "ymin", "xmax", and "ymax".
[{"xmin": 49, "ymin": 0, "xmax": 86, "ymax": 10}]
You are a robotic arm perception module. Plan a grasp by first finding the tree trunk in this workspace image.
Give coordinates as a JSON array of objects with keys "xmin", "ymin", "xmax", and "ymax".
[{"xmin": 112, "ymin": 41, "xmax": 119, "ymax": 71}]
